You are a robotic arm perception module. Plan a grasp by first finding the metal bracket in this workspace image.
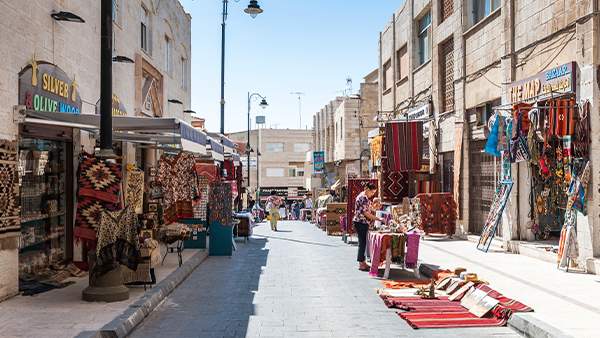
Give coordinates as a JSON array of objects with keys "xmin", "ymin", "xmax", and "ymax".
[{"xmin": 13, "ymin": 105, "xmax": 26, "ymax": 123}]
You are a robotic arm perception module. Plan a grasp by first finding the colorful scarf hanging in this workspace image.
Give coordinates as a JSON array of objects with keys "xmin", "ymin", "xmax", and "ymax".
[
  {"xmin": 385, "ymin": 121, "xmax": 424, "ymax": 171},
  {"xmin": 496, "ymin": 116, "xmax": 509, "ymax": 151},
  {"xmin": 0, "ymin": 140, "xmax": 21, "ymax": 250}
]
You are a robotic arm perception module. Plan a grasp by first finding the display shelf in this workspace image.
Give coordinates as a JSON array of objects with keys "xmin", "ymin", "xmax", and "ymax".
[
  {"xmin": 19, "ymin": 231, "xmax": 65, "ymax": 251},
  {"xmin": 20, "ymin": 212, "xmax": 65, "ymax": 224}
]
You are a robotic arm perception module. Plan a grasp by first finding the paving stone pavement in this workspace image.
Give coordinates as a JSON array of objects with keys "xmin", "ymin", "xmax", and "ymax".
[{"xmin": 130, "ymin": 221, "xmax": 522, "ymax": 338}]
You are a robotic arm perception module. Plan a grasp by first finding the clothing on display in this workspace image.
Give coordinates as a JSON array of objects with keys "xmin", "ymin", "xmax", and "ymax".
[
  {"xmin": 125, "ymin": 170, "xmax": 144, "ymax": 214},
  {"xmin": 0, "ymin": 140, "xmax": 21, "ymax": 249},
  {"xmin": 95, "ymin": 205, "xmax": 141, "ymax": 276},
  {"xmin": 157, "ymin": 151, "xmax": 196, "ymax": 224},
  {"xmin": 385, "ymin": 121, "xmax": 424, "ymax": 171}
]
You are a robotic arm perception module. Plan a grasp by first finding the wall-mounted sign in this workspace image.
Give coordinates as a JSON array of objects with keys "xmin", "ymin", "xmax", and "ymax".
[
  {"xmin": 509, "ymin": 62, "xmax": 576, "ymax": 103},
  {"xmin": 19, "ymin": 55, "xmax": 82, "ymax": 114},
  {"xmin": 313, "ymin": 151, "xmax": 325, "ymax": 175},
  {"xmin": 95, "ymin": 93, "xmax": 128, "ymax": 116},
  {"xmin": 240, "ymin": 157, "xmax": 257, "ymax": 170},
  {"xmin": 407, "ymin": 101, "xmax": 430, "ymax": 139}
]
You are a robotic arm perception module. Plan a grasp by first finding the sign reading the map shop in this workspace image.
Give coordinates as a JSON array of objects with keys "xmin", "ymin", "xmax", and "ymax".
[
  {"xmin": 313, "ymin": 151, "xmax": 325, "ymax": 175},
  {"xmin": 19, "ymin": 55, "xmax": 82, "ymax": 114},
  {"xmin": 508, "ymin": 62, "xmax": 576, "ymax": 103}
]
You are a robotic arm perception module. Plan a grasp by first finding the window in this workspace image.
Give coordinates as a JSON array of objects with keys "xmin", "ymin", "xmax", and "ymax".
[
  {"xmin": 141, "ymin": 6, "xmax": 149, "ymax": 52},
  {"xmin": 297, "ymin": 168, "xmax": 305, "ymax": 177},
  {"xmin": 289, "ymin": 166, "xmax": 297, "ymax": 177},
  {"xmin": 181, "ymin": 57, "xmax": 188, "ymax": 90},
  {"xmin": 267, "ymin": 143, "xmax": 284, "ymax": 152},
  {"xmin": 396, "ymin": 46, "xmax": 408, "ymax": 81},
  {"xmin": 440, "ymin": 0, "xmax": 453, "ymax": 23},
  {"xmin": 418, "ymin": 12, "xmax": 431, "ymax": 66},
  {"xmin": 340, "ymin": 117, "xmax": 343, "ymax": 140},
  {"xmin": 472, "ymin": 0, "xmax": 500, "ymax": 26},
  {"xmin": 113, "ymin": 0, "xmax": 123, "ymax": 27},
  {"xmin": 441, "ymin": 38, "xmax": 454, "ymax": 113},
  {"xmin": 164, "ymin": 36, "xmax": 171, "ymax": 74},
  {"xmin": 294, "ymin": 143, "xmax": 311, "ymax": 152},
  {"xmin": 383, "ymin": 59, "xmax": 391, "ymax": 91},
  {"xmin": 266, "ymin": 168, "xmax": 284, "ymax": 177}
]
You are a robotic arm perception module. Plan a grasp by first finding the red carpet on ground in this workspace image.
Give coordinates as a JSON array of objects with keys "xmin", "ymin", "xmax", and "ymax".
[{"xmin": 398, "ymin": 311, "xmax": 508, "ymax": 329}]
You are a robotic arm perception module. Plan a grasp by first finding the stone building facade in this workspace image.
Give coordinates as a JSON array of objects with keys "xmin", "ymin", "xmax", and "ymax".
[
  {"xmin": 0, "ymin": 0, "xmax": 191, "ymax": 300},
  {"xmin": 378, "ymin": 0, "xmax": 600, "ymax": 273}
]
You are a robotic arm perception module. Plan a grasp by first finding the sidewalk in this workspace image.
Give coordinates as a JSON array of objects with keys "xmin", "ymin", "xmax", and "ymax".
[
  {"xmin": 0, "ymin": 246, "xmax": 207, "ymax": 338},
  {"xmin": 417, "ymin": 235, "xmax": 600, "ymax": 338}
]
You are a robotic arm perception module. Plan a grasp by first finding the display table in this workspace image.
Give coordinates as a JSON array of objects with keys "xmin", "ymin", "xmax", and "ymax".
[
  {"xmin": 209, "ymin": 221, "xmax": 234, "ymax": 256},
  {"xmin": 300, "ymin": 208, "xmax": 312, "ymax": 221},
  {"xmin": 367, "ymin": 231, "xmax": 420, "ymax": 279}
]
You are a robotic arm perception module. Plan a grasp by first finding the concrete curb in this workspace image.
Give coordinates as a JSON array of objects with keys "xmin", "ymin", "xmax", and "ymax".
[
  {"xmin": 77, "ymin": 249, "xmax": 209, "ymax": 338},
  {"xmin": 418, "ymin": 262, "xmax": 572, "ymax": 338}
]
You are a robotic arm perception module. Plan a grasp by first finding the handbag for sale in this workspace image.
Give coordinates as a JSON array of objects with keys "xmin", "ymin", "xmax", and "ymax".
[
  {"xmin": 509, "ymin": 136, "xmax": 531, "ymax": 163},
  {"xmin": 150, "ymin": 181, "xmax": 163, "ymax": 200}
]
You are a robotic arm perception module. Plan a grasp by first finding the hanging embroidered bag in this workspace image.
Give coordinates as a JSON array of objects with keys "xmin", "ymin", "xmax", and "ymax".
[
  {"xmin": 150, "ymin": 181, "xmax": 163, "ymax": 200},
  {"xmin": 509, "ymin": 114, "xmax": 531, "ymax": 163}
]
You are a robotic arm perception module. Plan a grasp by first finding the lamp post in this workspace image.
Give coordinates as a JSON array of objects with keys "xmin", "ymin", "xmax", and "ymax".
[
  {"xmin": 247, "ymin": 93, "xmax": 268, "ymax": 190},
  {"xmin": 220, "ymin": 0, "xmax": 264, "ymax": 135}
]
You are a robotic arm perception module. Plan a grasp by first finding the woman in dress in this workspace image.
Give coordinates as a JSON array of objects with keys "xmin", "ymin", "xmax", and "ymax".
[
  {"xmin": 353, "ymin": 183, "xmax": 385, "ymax": 271},
  {"xmin": 266, "ymin": 190, "xmax": 281, "ymax": 231}
]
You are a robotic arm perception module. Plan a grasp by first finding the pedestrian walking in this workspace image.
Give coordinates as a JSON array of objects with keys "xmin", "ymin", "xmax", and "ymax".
[
  {"xmin": 293, "ymin": 201, "xmax": 301, "ymax": 220},
  {"xmin": 353, "ymin": 183, "xmax": 385, "ymax": 271},
  {"xmin": 266, "ymin": 190, "xmax": 281, "ymax": 231}
]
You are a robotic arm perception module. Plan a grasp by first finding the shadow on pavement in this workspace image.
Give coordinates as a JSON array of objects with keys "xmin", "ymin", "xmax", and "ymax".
[{"xmin": 252, "ymin": 234, "xmax": 336, "ymax": 247}]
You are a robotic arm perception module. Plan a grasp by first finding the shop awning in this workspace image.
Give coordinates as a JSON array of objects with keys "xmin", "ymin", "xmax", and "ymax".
[
  {"xmin": 18, "ymin": 109, "xmax": 207, "ymax": 155},
  {"xmin": 221, "ymin": 136, "xmax": 234, "ymax": 154},
  {"xmin": 207, "ymin": 138, "xmax": 224, "ymax": 162},
  {"xmin": 232, "ymin": 153, "xmax": 240, "ymax": 166}
]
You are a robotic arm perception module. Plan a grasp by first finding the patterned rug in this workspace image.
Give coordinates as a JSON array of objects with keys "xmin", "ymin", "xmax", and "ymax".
[
  {"xmin": 381, "ymin": 158, "xmax": 409, "ymax": 204},
  {"xmin": 195, "ymin": 163, "xmax": 218, "ymax": 185},
  {"xmin": 347, "ymin": 179, "xmax": 378, "ymax": 227},
  {"xmin": 0, "ymin": 139, "xmax": 20, "ymax": 250},
  {"xmin": 209, "ymin": 183, "xmax": 233, "ymax": 226},
  {"xmin": 125, "ymin": 170, "xmax": 144, "ymax": 214},
  {"xmin": 413, "ymin": 193, "xmax": 456, "ymax": 235},
  {"xmin": 223, "ymin": 159, "xmax": 235, "ymax": 181},
  {"xmin": 78, "ymin": 157, "xmax": 122, "ymax": 203},
  {"xmin": 193, "ymin": 175, "xmax": 208, "ymax": 221},
  {"xmin": 385, "ymin": 121, "xmax": 424, "ymax": 172}
]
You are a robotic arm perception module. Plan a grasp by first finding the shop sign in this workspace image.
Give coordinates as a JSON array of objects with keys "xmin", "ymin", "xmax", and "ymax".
[
  {"xmin": 240, "ymin": 157, "xmax": 257, "ymax": 170},
  {"xmin": 407, "ymin": 102, "xmax": 429, "ymax": 139},
  {"xmin": 509, "ymin": 62, "xmax": 575, "ymax": 103},
  {"xmin": 95, "ymin": 93, "xmax": 128, "ymax": 116},
  {"xmin": 259, "ymin": 187, "xmax": 310, "ymax": 197},
  {"xmin": 19, "ymin": 56, "xmax": 82, "ymax": 114},
  {"xmin": 313, "ymin": 151, "xmax": 325, "ymax": 175}
]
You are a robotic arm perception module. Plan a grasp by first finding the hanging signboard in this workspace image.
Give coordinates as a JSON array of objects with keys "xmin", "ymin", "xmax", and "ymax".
[
  {"xmin": 240, "ymin": 157, "xmax": 257, "ymax": 170},
  {"xmin": 19, "ymin": 56, "xmax": 82, "ymax": 114},
  {"xmin": 95, "ymin": 93, "xmax": 128, "ymax": 116},
  {"xmin": 508, "ymin": 62, "xmax": 576, "ymax": 103},
  {"xmin": 313, "ymin": 151, "xmax": 325, "ymax": 175},
  {"xmin": 407, "ymin": 101, "xmax": 430, "ymax": 138}
]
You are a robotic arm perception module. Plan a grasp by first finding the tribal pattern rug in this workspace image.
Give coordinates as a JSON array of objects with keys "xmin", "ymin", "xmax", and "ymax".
[
  {"xmin": 413, "ymin": 193, "xmax": 456, "ymax": 235},
  {"xmin": 126, "ymin": 170, "xmax": 144, "ymax": 214},
  {"xmin": 347, "ymin": 179, "xmax": 378, "ymax": 226},
  {"xmin": 0, "ymin": 139, "xmax": 20, "ymax": 250},
  {"xmin": 385, "ymin": 121, "xmax": 423, "ymax": 172},
  {"xmin": 78, "ymin": 157, "xmax": 122, "ymax": 203},
  {"xmin": 195, "ymin": 163, "xmax": 218, "ymax": 186},
  {"xmin": 209, "ymin": 183, "xmax": 232, "ymax": 226},
  {"xmin": 381, "ymin": 158, "xmax": 409, "ymax": 204}
]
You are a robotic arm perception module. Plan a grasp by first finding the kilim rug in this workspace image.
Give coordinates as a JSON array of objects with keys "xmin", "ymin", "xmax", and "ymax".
[
  {"xmin": 195, "ymin": 163, "xmax": 218, "ymax": 185},
  {"xmin": 413, "ymin": 193, "xmax": 456, "ymax": 235},
  {"xmin": 209, "ymin": 183, "xmax": 233, "ymax": 226},
  {"xmin": 398, "ymin": 311, "xmax": 508, "ymax": 329},
  {"xmin": 346, "ymin": 179, "xmax": 378, "ymax": 230},
  {"xmin": 78, "ymin": 157, "xmax": 122, "ymax": 203},
  {"xmin": 193, "ymin": 175, "xmax": 208, "ymax": 221},
  {"xmin": 381, "ymin": 158, "xmax": 409, "ymax": 204},
  {"xmin": 385, "ymin": 121, "xmax": 424, "ymax": 172},
  {"xmin": 125, "ymin": 170, "xmax": 144, "ymax": 214},
  {"xmin": 0, "ymin": 139, "xmax": 20, "ymax": 250}
]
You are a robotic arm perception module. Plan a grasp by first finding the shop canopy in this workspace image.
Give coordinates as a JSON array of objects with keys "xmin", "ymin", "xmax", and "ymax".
[
  {"xmin": 18, "ymin": 109, "xmax": 207, "ymax": 155},
  {"xmin": 207, "ymin": 137, "xmax": 224, "ymax": 162}
]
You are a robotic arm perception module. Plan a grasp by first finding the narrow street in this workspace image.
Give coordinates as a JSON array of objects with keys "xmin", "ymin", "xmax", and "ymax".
[{"xmin": 131, "ymin": 221, "xmax": 520, "ymax": 337}]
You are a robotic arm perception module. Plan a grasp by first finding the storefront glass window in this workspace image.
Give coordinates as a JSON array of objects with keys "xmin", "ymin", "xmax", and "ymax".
[{"xmin": 18, "ymin": 138, "xmax": 66, "ymax": 274}]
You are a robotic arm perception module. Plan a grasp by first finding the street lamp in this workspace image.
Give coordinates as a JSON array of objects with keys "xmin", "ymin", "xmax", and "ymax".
[
  {"xmin": 219, "ymin": 0, "xmax": 265, "ymax": 134},
  {"xmin": 247, "ymin": 93, "xmax": 268, "ymax": 191}
]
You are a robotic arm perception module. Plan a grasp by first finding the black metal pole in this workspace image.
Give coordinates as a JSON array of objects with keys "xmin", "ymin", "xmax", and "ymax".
[
  {"xmin": 99, "ymin": 0, "xmax": 113, "ymax": 152},
  {"xmin": 220, "ymin": 0, "xmax": 227, "ymax": 135},
  {"xmin": 247, "ymin": 93, "xmax": 251, "ymax": 189}
]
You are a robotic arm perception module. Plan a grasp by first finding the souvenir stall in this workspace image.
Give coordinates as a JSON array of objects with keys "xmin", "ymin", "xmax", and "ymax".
[
  {"xmin": 313, "ymin": 193, "xmax": 333, "ymax": 229},
  {"xmin": 410, "ymin": 193, "xmax": 457, "ymax": 237}
]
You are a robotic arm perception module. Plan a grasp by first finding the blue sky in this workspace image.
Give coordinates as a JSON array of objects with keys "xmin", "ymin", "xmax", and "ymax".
[{"xmin": 179, "ymin": 0, "xmax": 402, "ymax": 133}]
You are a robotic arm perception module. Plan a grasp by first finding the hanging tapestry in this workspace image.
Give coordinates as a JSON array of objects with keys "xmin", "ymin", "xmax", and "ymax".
[
  {"xmin": 157, "ymin": 151, "xmax": 195, "ymax": 224},
  {"xmin": 477, "ymin": 182, "xmax": 513, "ymax": 252},
  {"xmin": 209, "ymin": 182, "xmax": 233, "ymax": 226},
  {"xmin": 385, "ymin": 121, "xmax": 424, "ymax": 171},
  {"xmin": 193, "ymin": 175, "xmax": 208, "ymax": 221},
  {"xmin": 371, "ymin": 135, "xmax": 383, "ymax": 167},
  {"xmin": 195, "ymin": 163, "xmax": 218, "ymax": 185},
  {"xmin": 573, "ymin": 101, "xmax": 589, "ymax": 158},
  {"xmin": 95, "ymin": 205, "xmax": 141, "ymax": 276},
  {"xmin": 223, "ymin": 159, "xmax": 235, "ymax": 181},
  {"xmin": 501, "ymin": 151, "xmax": 511, "ymax": 182},
  {"xmin": 0, "ymin": 140, "xmax": 20, "ymax": 250},
  {"xmin": 77, "ymin": 158, "xmax": 122, "ymax": 203},
  {"xmin": 496, "ymin": 116, "xmax": 509, "ymax": 151},
  {"xmin": 381, "ymin": 169, "xmax": 409, "ymax": 204},
  {"xmin": 549, "ymin": 99, "xmax": 575, "ymax": 136},
  {"xmin": 415, "ymin": 181, "xmax": 440, "ymax": 194},
  {"xmin": 347, "ymin": 179, "xmax": 378, "ymax": 228},
  {"xmin": 76, "ymin": 198, "xmax": 110, "ymax": 229},
  {"xmin": 125, "ymin": 170, "xmax": 144, "ymax": 214},
  {"xmin": 413, "ymin": 193, "xmax": 456, "ymax": 236}
]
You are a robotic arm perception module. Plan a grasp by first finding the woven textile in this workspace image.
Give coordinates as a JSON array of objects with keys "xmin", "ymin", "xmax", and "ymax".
[
  {"xmin": 0, "ymin": 140, "xmax": 20, "ymax": 249},
  {"xmin": 385, "ymin": 121, "xmax": 424, "ymax": 171},
  {"xmin": 347, "ymin": 179, "xmax": 378, "ymax": 230},
  {"xmin": 405, "ymin": 231, "xmax": 420, "ymax": 269},
  {"xmin": 195, "ymin": 163, "xmax": 219, "ymax": 185},
  {"xmin": 381, "ymin": 157, "xmax": 409, "ymax": 204},
  {"xmin": 75, "ymin": 198, "xmax": 111, "ymax": 229},
  {"xmin": 370, "ymin": 136, "xmax": 383, "ymax": 167},
  {"xmin": 96, "ymin": 205, "xmax": 141, "ymax": 276},
  {"xmin": 209, "ymin": 182, "xmax": 233, "ymax": 226},
  {"xmin": 157, "ymin": 152, "xmax": 195, "ymax": 224},
  {"xmin": 413, "ymin": 193, "xmax": 456, "ymax": 235},
  {"xmin": 415, "ymin": 181, "xmax": 440, "ymax": 194},
  {"xmin": 549, "ymin": 99, "xmax": 575, "ymax": 136},
  {"xmin": 223, "ymin": 159, "xmax": 235, "ymax": 181},
  {"xmin": 125, "ymin": 170, "xmax": 144, "ymax": 214},
  {"xmin": 193, "ymin": 175, "xmax": 208, "ymax": 220},
  {"xmin": 78, "ymin": 157, "xmax": 122, "ymax": 203}
]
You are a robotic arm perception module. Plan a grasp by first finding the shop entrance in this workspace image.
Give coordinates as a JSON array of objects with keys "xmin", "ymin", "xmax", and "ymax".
[{"xmin": 469, "ymin": 140, "xmax": 502, "ymax": 236}]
